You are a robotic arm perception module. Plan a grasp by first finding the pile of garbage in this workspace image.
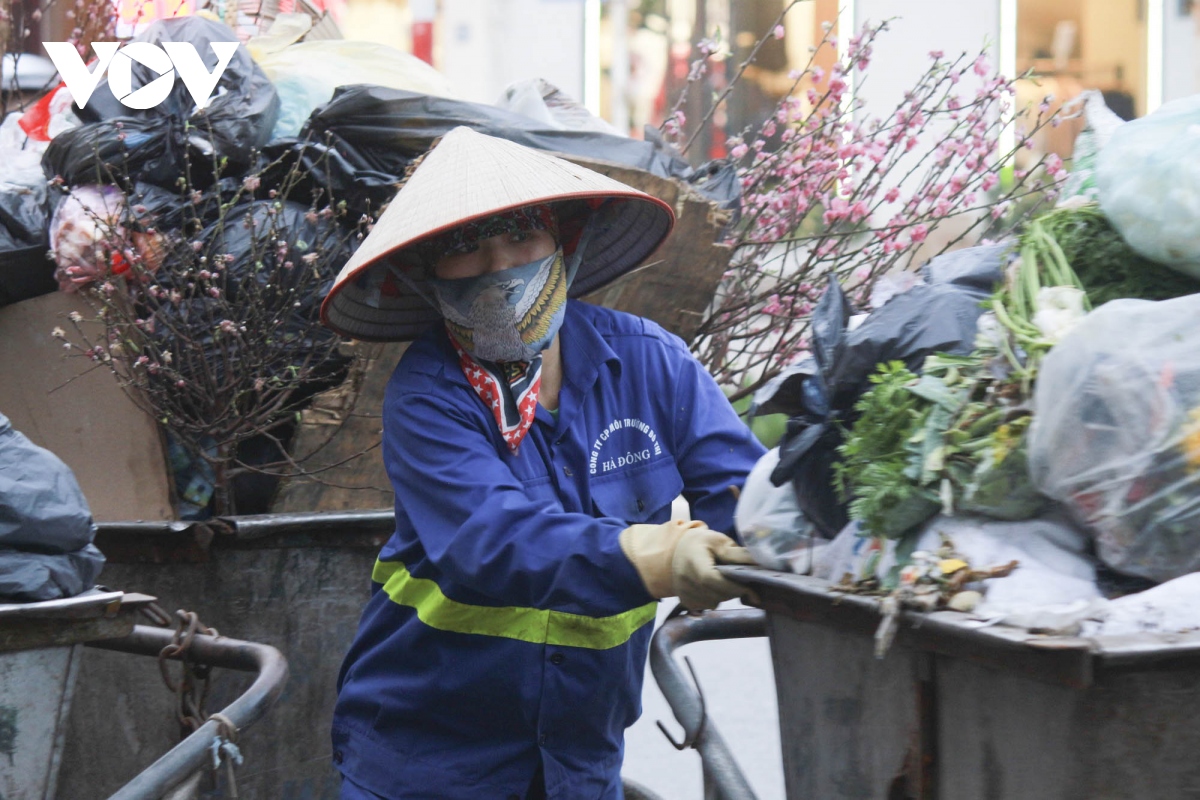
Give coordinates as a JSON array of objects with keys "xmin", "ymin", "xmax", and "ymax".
[
  {"xmin": 0, "ymin": 13, "xmax": 738, "ymax": 309},
  {"xmin": 0, "ymin": 12, "xmax": 740, "ymax": 522},
  {"xmin": 736, "ymin": 91, "xmax": 1200, "ymax": 642}
]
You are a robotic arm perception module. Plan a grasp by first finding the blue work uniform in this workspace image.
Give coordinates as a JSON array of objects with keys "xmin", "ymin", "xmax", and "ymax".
[{"xmin": 332, "ymin": 301, "xmax": 765, "ymax": 799}]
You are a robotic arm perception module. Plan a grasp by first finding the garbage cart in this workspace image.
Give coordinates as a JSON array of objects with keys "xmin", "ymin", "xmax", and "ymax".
[
  {"xmin": 652, "ymin": 566, "xmax": 1200, "ymax": 800},
  {"xmin": 0, "ymin": 588, "xmax": 287, "ymax": 800}
]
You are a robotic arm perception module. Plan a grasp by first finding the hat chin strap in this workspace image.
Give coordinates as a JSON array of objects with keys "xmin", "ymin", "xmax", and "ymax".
[
  {"xmin": 564, "ymin": 210, "xmax": 604, "ymax": 286},
  {"xmin": 386, "ymin": 263, "xmax": 441, "ymax": 309}
]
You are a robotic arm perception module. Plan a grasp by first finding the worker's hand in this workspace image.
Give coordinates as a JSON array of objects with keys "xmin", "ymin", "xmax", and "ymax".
[
  {"xmin": 619, "ymin": 520, "xmax": 758, "ymax": 611},
  {"xmin": 671, "ymin": 527, "xmax": 758, "ymax": 611}
]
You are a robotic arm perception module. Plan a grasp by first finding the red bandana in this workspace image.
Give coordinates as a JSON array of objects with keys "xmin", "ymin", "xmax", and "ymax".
[{"xmin": 447, "ymin": 332, "xmax": 542, "ymax": 454}]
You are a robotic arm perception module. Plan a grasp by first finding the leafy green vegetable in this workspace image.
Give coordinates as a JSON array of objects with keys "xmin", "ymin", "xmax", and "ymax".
[
  {"xmin": 833, "ymin": 362, "xmax": 940, "ymax": 539},
  {"xmin": 1033, "ymin": 204, "xmax": 1200, "ymax": 306}
]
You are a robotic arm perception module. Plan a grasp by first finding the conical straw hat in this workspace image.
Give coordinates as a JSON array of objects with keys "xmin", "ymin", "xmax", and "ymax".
[{"xmin": 320, "ymin": 126, "xmax": 676, "ymax": 341}]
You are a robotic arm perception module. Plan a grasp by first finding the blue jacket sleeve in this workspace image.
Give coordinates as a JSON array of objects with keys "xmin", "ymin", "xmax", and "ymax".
[
  {"xmin": 381, "ymin": 384, "xmax": 652, "ymax": 617},
  {"xmin": 662, "ymin": 340, "xmax": 767, "ymax": 537}
]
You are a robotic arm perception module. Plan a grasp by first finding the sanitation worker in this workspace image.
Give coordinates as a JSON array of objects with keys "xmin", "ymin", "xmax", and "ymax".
[{"xmin": 320, "ymin": 127, "xmax": 766, "ymax": 800}]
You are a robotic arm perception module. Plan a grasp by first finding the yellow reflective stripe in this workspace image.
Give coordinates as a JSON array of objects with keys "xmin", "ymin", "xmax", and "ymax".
[{"xmin": 372, "ymin": 559, "xmax": 656, "ymax": 651}]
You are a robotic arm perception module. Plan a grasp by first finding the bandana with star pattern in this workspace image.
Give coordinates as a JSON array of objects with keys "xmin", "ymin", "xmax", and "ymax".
[{"xmin": 447, "ymin": 332, "xmax": 542, "ymax": 453}]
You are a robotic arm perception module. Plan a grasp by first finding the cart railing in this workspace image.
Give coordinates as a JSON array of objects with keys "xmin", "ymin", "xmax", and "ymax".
[
  {"xmin": 89, "ymin": 625, "xmax": 289, "ymax": 800},
  {"xmin": 649, "ymin": 608, "xmax": 767, "ymax": 800}
]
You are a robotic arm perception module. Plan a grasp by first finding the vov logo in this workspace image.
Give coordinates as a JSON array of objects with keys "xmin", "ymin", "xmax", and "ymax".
[{"xmin": 43, "ymin": 41, "xmax": 241, "ymax": 111}]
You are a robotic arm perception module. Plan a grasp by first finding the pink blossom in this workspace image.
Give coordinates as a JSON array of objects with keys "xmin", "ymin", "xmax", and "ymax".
[
  {"xmin": 973, "ymin": 55, "xmax": 990, "ymax": 76},
  {"xmin": 884, "ymin": 187, "xmax": 900, "ymax": 203},
  {"xmin": 1044, "ymin": 153, "xmax": 1064, "ymax": 177},
  {"xmin": 773, "ymin": 24, "xmax": 785, "ymax": 40},
  {"xmin": 243, "ymin": 176, "xmax": 261, "ymax": 191},
  {"xmin": 929, "ymin": 50, "xmax": 944, "ymax": 60},
  {"xmin": 810, "ymin": 66, "xmax": 825, "ymax": 84},
  {"xmin": 909, "ymin": 224, "xmax": 928, "ymax": 243},
  {"xmin": 981, "ymin": 173, "xmax": 998, "ymax": 191}
]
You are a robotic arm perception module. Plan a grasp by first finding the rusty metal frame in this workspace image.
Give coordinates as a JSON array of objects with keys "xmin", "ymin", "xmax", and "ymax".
[
  {"xmin": 649, "ymin": 608, "xmax": 767, "ymax": 800},
  {"xmin": 88, "ymin": 625, "xmax": 289, "ymax": 800}
]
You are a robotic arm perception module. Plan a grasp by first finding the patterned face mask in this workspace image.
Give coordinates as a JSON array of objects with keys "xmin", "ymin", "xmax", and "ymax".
[{"xmin": 427, "ymin": 247, "xmax": 569, "ymax": 364}]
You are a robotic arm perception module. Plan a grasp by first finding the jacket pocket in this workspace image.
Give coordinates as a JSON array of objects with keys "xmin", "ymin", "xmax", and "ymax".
[{"xmin": 591, "ymin": 458, "xmax": 683, "ymax": 525}]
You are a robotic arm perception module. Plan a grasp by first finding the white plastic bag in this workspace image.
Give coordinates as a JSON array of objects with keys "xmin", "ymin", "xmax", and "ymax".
[
  {"xmin": 496, "ymin": 78, "xmax": 621, "ymax": 136},
  {"xmin": 48, "ymin": 185, "xmax": 126, "ymax": 292},
  {"xmin": 1096, "ymin": 94, "xmax": 1200, "ymax": 274},
  {"xmin": 735, "ymin": 447, "xmax": 819, "ymax": 572},
  {"xmin": 1028, "ymin": 294, "xmax": 1200, "ymax": 582},
  {"xmin": 1081, "ymin": 572, "xmax": 1200, "ymax": 637},
  {"xmin": 1058, "ymin": 90, "xmax": 1124, "ymax": 204}
]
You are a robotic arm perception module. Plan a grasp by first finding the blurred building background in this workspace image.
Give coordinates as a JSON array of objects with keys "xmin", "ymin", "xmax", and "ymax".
[
  {"xmin": 11, "ymin": 0, "xmax": 1200, "ymax": 163},
  {"xmin": 326, "ymin": 0, "xmax": 1198, "ymax": 165}
]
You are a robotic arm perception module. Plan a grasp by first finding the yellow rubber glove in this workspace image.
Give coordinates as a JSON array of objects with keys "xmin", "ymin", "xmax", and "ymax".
[{"xmin": 619, "ymin": 520, "xmax": 757, "ymax": 611}]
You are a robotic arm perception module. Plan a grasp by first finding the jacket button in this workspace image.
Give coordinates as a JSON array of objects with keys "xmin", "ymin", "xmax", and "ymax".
[
  {"xmin": 538, "ymin": 734, "xmax": 547, "ymax": 746},
  {"xmin": 550, "ymin": 653, "xmax": 565, "ymax": 665},
  {"xmin": 332, "ymin": 750, "xmax": 344, "ymax": 765},
  {"xmin": 563, "ymin": 466, "xmax": 573, "ymax": 477},
  {"xmin": 636, "ymin": 498, "xmax": 645, "ymax": 512}
]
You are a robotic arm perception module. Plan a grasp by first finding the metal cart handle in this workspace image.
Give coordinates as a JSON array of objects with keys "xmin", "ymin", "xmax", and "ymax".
[
  {"xmin": 649, "ymin": 607, "xmax": 767, "ymax": 800},
  {"xmin": 88, "ymin": 625, "xmax": 289, "ymax": 800}
]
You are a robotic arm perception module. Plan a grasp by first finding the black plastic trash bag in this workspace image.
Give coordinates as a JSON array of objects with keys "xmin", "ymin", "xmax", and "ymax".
[
  {"xmin": 43, "ymin": 116, "xmax": 186, "ymax": 189},
  {"xmin": 123, "ymin": 177, "xmax": 245, "ymax": 236},
  {"xmin": 76, "ymin": 16, "xmax": 279, "ymax": 172},
  {"xmin": 0, "ymin": 152, "xmax": 54, "ymax": 306},
  {"xmin": 0, "ymin": 411, "xmax": 104, "ymax": 601},
  {"xmin": 256, "ymin": 138, "xmax": 399, "ymax": 218},
  {"xmin": 301, "ymin": 86, "xmax": 740, "ymax": 211},
  {"xmin": 756, "ymin": 245, "xmax": 1006, "ymax": 537}
]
